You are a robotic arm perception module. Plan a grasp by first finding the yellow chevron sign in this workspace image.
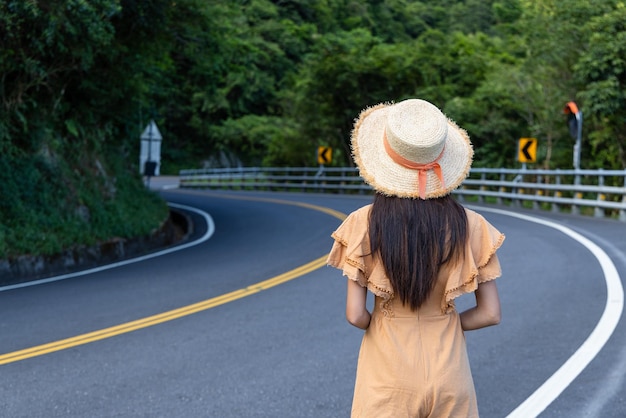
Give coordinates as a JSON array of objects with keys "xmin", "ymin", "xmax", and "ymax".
[
  {"xmin": 317, "ymin": 146, "xmax": 332, "ymax": 165},
  {"xmin": 518, "ymin": 138, "xmax": 537, "ymax": 163}
]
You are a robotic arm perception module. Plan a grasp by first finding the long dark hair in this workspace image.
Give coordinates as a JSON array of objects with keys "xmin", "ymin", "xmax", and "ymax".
[{"xmin": 369, "ymin": 193, "xmax": 468, "ymax": 310}]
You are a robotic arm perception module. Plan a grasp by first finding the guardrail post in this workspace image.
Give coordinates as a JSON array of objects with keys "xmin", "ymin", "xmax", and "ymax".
[
  {"xmin": 594, "ymin": 169, "xmax": 605, "ymax": 218},
  {"xmin": 621, "ymin": 175, "xmax": 626, "ymax": 222},
  {"xmin": 533, "ymin": 174, "xmax": 542, "ymax": 210},
  {"xmin": 572, "ymin": 170, "xmax": 581, "ymax": 215},
  {"xmin": 478, "ymin": 172, "xmax": 485, "ymax": 203},
  {"xmin": 497, "ymin": 173, "xmax": 505, "ymax": 205},
  {"xmin": 513, "ymin": 167, "xmax": 524, "ymax": 208},
  {"xmin": 552, "ymin": 171, "xmax": 561, "ymax": 213}
]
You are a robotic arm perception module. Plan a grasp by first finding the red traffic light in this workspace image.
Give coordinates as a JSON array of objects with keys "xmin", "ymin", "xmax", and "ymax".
[{"xmin": 564, "ymin": 101, "xmax": 579, "ymax": 114}]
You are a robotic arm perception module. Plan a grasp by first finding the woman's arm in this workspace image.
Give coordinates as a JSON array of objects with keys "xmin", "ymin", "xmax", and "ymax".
[
  {"xmin": 346, "ymin": 279, "xmax": 371, "ymax": 329},
  {"xmin": 459, "ymin": 280, "xmax": 501, "ymax": 331}
]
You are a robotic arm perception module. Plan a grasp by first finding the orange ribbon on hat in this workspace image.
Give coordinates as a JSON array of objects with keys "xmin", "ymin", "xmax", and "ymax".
[{"xmin": 383, "ymin": 132, "xmax": 446, "ymax": 199}]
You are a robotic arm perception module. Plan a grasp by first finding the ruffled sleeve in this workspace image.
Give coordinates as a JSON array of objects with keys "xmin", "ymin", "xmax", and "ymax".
[
  {"xmin": 442, "ymin": 209, "xmax": 505, "ymax": 313},
  {"xmin": 326, "ymin": 205, "xmax": 394, "ymax": 301}
]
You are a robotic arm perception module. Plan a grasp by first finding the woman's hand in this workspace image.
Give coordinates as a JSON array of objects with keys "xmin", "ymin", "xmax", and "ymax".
[{"xmin": 346, "ymin": 279, "xmax": 371, "ymax": 329}]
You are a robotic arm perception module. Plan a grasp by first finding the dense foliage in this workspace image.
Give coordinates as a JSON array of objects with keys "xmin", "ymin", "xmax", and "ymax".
[{"xmin": 1, "ymin": 0, "xmax": 625, "ymax": 258}]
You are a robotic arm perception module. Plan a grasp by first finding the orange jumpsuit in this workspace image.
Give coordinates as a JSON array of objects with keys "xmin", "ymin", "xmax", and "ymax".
[{"xmin": 328, "ymin": 205, "xmax": 504, "ymax": 418}]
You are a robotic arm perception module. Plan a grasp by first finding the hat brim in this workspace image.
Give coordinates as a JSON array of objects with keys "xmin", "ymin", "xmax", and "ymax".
[{"xmin": 351, "ymin": 102, "xmax": 473, "ymax": 199}]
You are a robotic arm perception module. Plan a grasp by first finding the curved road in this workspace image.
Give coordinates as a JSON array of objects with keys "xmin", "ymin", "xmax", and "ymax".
[{"xmin": 1, "ymin": 187, "xmax": 625, "ymax": 417}]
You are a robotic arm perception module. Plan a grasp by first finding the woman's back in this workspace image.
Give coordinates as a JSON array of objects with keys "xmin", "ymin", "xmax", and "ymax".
[{"xmin": 369, "ymin": 194, "xmax": 468, "ymax": 311}]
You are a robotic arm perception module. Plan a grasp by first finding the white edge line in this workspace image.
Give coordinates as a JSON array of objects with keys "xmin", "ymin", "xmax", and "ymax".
[
  {"xmin": 0, "ymin": 202, "xmax": 215, "ymax": 292},
  {"xmin": 468, "ymin": 206, "xmax": 624, "ymax": 418}
]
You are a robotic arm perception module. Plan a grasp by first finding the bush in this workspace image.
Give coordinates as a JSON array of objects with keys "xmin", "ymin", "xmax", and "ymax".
[{"xmin": 0, "ymin": 150, "xmax": 168, "ymax": 259}]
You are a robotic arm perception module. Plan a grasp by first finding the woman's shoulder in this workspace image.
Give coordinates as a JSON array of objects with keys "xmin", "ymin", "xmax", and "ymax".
[
  {"xmin": 461, "ymin": 206, "xmax": 505, "ymax": 250},
  {"xmin": 332, "ymin": 204, "xmax": 371, "ymax": 240}
]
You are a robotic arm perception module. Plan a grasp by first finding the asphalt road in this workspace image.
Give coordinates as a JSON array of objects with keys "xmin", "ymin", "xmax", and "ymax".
[{"xmin": 1, "ymin": 187, "xmax": 625, "ymax": 418}]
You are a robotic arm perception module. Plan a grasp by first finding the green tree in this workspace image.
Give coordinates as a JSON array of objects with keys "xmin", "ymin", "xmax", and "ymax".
[
  {"xmin": 0, "ymin": 0, "xmax": 172, "ymax": 259},
  {"xmin": 575, "ymin": 2, "xmax": 626, "ymax": 169}
]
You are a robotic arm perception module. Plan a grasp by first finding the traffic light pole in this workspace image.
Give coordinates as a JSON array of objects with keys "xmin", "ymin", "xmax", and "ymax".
[
  {"xmin": 564, "ymin": 101, "xmax": 583, "ymax": 215},
  {"xmin": 572, "ymin": 110, "xmax": 582, "ymax": 171},
  {"xmin": 573, "ymin": 111, "xmax": 582, "ymax": 215}
]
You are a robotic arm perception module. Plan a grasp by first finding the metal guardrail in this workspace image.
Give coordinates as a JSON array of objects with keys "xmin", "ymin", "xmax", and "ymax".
[{"xmin": 179, "ymin": 167, "xmax": 626, "ymax": 222}]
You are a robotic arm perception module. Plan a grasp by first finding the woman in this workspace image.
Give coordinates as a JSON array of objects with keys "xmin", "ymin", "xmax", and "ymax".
[{"xmin": 327, "ymin": 99, "xmax": 504, "ymax": 417}]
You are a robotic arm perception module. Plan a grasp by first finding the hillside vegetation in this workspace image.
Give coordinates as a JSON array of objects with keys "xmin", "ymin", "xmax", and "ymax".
[{"xmin": 1, "ymin": 0, "xmax": 625, "ymax": 259}]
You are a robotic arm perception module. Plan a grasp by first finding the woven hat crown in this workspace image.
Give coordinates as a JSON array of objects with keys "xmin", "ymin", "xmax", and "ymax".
[{"xmin": 385, "ymin": 99, "xmax": 448, "ymax": 164}]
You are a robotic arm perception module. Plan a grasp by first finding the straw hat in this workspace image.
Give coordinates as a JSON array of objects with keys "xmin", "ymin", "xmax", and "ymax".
[{"xmin": 351, "ymin": 98, "xmax": 473, "ymax": 199}]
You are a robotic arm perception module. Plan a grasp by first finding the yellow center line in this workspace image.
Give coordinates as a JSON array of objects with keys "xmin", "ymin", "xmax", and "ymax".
[
  {"xmin": 199, "ymin": 191, "xmax": 348, "ymax": 221},
  {"xmin": 0, "ymin": 194, "xmax": 347, "ymax": 366}
]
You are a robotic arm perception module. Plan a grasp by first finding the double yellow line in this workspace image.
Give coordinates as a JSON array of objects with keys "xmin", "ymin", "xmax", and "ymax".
[{"xmin": 0, "ymin": 194, "xmax": 347, "ymax": 366}]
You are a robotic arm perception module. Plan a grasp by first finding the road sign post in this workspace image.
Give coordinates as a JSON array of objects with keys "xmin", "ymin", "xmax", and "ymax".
[{"xmin": 140, "ymin": 120, "xmax": 163, "ymax": 186}]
